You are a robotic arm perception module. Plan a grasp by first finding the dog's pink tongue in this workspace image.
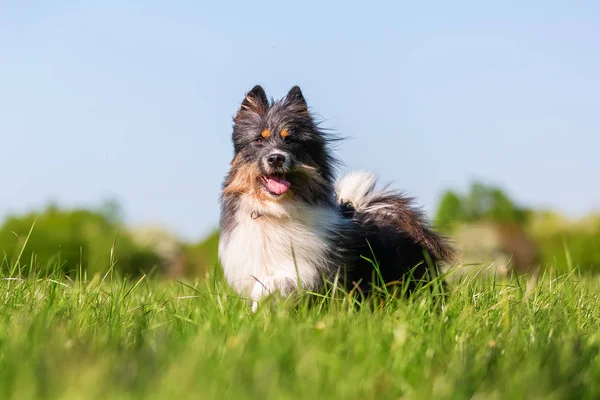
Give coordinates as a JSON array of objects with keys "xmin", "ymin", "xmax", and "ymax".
[{"xmin": 266, "ymin": 176, "xmax": 291, "ymax": 195}]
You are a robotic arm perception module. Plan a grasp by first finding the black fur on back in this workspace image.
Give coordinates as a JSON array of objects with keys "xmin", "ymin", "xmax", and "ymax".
[{"xmin": 335, "ymin": 191, "xmax": 456, "ymax": 293}]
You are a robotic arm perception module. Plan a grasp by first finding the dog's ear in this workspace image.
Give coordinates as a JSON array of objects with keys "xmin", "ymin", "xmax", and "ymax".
[
  {"xmin": 238, "ymin": 85, "xmax": 269, "ymax": 115},
  {"xmin": 284, "ymin": 86, "xmax": 308, "ymax": 114}
]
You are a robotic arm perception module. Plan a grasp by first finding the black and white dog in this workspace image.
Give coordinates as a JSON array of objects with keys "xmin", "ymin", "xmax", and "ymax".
[{"xmin": 219, "ymin": 85, "xmax": 455, "ymax": 310}]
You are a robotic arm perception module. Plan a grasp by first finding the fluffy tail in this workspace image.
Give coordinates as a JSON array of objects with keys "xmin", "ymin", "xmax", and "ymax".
[
  {"xmin": 335, "ymin": 171, "xmax": 456, "ymax": 263},
  {"xmin": 335, "ymin": 171, "xmax": 380, "ymax": 211}
]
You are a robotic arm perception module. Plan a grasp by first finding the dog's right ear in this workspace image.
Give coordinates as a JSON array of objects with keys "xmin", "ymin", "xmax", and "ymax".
[{"xmin": 238, "ymin": 85, "xmax": 269, "ymax": 116}]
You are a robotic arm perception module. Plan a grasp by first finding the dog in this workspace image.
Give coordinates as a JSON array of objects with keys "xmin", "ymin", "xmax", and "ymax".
[{"xmin": 219, "ymin": 85, "xmax": 455, "ymax": 310}]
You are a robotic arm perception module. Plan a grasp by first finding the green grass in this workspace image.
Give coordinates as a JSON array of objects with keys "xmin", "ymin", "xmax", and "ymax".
[{"xmin": 1, "ymin": 262, "xmax": 600, "ymax": 399}]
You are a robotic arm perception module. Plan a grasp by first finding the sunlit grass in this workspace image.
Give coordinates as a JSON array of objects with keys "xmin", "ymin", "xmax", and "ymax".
[{"xmin": 1, "ymin": 247, "xmax": 600, "ymax": 400}]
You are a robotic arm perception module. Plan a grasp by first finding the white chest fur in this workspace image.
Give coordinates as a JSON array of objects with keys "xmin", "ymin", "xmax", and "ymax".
[{"xmin": 219, "ymin": 196, "xmax": 342, "ymax": 297}]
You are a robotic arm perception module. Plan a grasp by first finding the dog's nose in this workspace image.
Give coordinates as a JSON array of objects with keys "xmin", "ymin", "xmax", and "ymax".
[{"xmin": 267, "ymin": 153, "xmax": 286, "ymax": 168}]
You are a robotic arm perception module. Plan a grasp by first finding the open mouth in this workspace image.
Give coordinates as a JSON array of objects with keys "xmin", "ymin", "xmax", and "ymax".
[{"xmin": 259, "ymin": 174, "xmax": 291, "ymax": 196}]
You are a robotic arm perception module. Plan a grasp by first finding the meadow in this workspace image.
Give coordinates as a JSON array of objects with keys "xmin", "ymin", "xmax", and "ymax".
[{"xmin": 1, "ymin": 250, "xmax": 600, "ymax": 399}]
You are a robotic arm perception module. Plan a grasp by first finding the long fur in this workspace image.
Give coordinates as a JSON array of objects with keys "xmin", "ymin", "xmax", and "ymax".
[{"xmin": 219, "ymin": 85, "xmax": 455, "ymax": 310}]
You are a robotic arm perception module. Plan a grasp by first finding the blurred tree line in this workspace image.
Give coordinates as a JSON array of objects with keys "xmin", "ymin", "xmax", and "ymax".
[
  {"xmin": 435, "ymin": 183, "xmax": 600, "ymax": 274},
  {"xmin": 435, "ymin": 182, "xmax": 532, "ymax": 231},
  {"xmin": 2, "ymin": 184, "xmax": 599, "ymax": 278},
  {"xmin": 0, "ymin": 201, "xmax": 215, "ymax": 278}
]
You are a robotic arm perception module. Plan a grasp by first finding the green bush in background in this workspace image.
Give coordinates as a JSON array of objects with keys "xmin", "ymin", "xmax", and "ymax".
[
  {"xmin": 0, "ymin": 204, "xmax": 161, "ymax": 277},
  {"xmin": 435, "ymin": 182, "xmax": 531, "ymax": 231},
  {"xmin": 529, "ymin": 211, "xmax": 600, "ymax": 274},
  {"xmin": 436, "ymin": 182, "xmax": 600, "ymax": 274},
  {"xmin": 181, "ymin": 230, "xmax": 219, "ymax": 277}
]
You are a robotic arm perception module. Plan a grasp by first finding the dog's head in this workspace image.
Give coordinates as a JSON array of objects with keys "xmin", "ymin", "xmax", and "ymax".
[{"xmin": 223, "ymin": 85, "xmax": 336, "ymax": 205}]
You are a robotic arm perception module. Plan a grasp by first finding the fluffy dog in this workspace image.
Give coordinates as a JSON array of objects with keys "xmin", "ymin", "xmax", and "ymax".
[{"xmin": 219, "ymin": 85, "xmax": 454, "ymax": 310}]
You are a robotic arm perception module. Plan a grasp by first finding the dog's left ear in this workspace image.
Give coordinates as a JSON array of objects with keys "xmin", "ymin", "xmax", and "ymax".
[{"xmin": 284, "ymin": 86, "xmax": 308, "ymax": 114}]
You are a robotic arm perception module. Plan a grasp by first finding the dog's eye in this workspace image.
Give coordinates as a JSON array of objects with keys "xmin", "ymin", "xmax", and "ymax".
[{"xmin": 255, "ymin": 138, "xmax": 264, "ymax": 145}]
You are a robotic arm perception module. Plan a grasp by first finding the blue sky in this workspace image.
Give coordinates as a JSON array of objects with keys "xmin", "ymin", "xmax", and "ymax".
[{"xmin": 1, "ymin": 1, "xmax": 599, "ymax": 240}]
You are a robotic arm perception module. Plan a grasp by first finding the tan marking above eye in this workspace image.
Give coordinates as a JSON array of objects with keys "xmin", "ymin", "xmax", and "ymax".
[
  {"xmin": 261, "ymin": 129, "xmax": 271, "ymax": 139},
  {"xmin": 280, "ymin": 128, "xmax": 289, "ymax": 138}
]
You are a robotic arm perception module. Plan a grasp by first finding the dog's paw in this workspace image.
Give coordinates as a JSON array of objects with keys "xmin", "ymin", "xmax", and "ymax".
[{"xmin": 249, "ymin": 275, "xmax": 295, "ymax": 312}]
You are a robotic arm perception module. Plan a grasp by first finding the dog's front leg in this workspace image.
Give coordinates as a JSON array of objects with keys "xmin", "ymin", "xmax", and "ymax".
[{"xmin": 249, "ymin": 275, "xmax": 297, "ymax": 312}]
